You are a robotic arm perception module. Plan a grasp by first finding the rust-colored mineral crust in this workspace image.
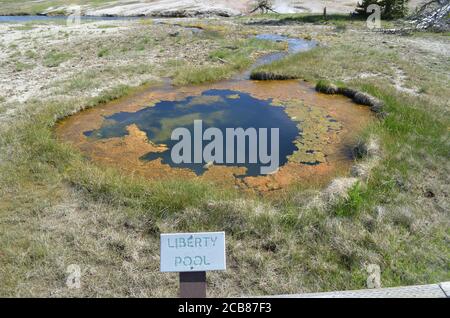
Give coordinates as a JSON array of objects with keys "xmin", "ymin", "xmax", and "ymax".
[{"xmin": 56, "ymin": 80, "xmax": 373, "ymax": 192}]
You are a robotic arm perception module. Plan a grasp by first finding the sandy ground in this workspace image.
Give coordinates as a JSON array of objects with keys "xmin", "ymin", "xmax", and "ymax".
[
  {"xmin": 0, "ymin": 21, "xmax": 143, "ymax": 101},
  {"xmin": 0, "ymin": 19, "xmax": 221, "ymax": 123}
]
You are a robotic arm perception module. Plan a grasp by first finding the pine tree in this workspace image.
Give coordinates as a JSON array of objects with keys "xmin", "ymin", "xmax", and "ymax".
[{"xmin": 355, "ymin": 0, "xmax": 409, "ymax": 19}]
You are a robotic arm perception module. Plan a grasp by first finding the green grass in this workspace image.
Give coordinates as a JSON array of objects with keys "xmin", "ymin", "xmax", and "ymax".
[
  {"xmin": 60, "ymin": 71, "xmax": 100, "ymax": 91},
  {"xmin": 14, "ymin": 61, "xmax": 34, "ymax": 72},
  {"xmin": 86, "ymin": 84, "xmax": 133, "ymax": 106},
  {"xmin": 11, "ymin": 23, "xmax": 36, "ymax": 31},
  {"xmin": 315, "ymin": 79, "xmax": 335, "ymax": 92},
  {"xmin": 56, "ymin": 63, "xmax": 155, "ymax": 94},
  {"xmin": 43, "ymin": 50, "xmax": 72, "ymax": 67},
  {"xmin": 172, "ymin": 64, "xmax": 236, "ymax": 86},
  {"xmin": 97, "ymin": 47, "xmax": 110, "ymax": 58},
  {"xmin": 97, "ymin": 25, "xmax": 118, "ymax": 29},
  {"xmin": 334, "ymin": 182, "xmax": 364, "ymax": 217},
  {"xmin": 172, "ymin": 37, "xmax": 284, "ymax": 85},
  {"xmin": 139, "ymin": 18, "xmax": 154, "ymax": 26},
  {"xmin": 251, "ymin": 45, "xmax": 397, "ymax": 83},
  {"xmin": 25, "ymin": 50, "xmax": 38, "ymax": 59}
]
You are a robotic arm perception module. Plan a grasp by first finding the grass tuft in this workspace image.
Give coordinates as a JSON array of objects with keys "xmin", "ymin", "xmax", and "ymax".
[
  {"xmin": 43, "ymin": 50, "xmax": 72, "ymax": 67},
  {"xmin": 334, "ymin": 182, "xmax": 364, "ymax": 217}
]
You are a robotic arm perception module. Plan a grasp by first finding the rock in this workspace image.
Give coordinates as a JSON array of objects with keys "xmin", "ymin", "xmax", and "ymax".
[
  {"xmin": 366, "ymin": 264, "xmax": 381, "ymax": 289},
  {"xmin": 409, "ymin": 1, "xmax": 450, "ymax": 32}
]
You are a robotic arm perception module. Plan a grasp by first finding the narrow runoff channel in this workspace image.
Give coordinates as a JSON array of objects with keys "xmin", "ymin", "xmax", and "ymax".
[{"xmin": 56, "ymin": 33, "xmax": 374, "ymax": 192}]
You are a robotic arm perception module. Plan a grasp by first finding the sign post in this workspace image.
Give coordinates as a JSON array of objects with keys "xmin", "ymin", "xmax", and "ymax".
[
  {"xmin": 160, "ymin": 232, "xmax": 226, "ymax": 298},
  {"xmin": 179, "ymin": 271, "xmax": 206, "ymax": 298}
]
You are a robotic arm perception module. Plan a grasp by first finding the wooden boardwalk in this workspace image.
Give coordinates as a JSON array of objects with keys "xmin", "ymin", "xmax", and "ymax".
[{"xmin": 269, "ymin": 282, "xmax": 450, "ymax": 298}]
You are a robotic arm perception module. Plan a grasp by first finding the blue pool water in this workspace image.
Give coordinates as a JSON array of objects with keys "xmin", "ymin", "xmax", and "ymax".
[{"xmin": 84, "ymin": 89, "xmax": 300, "ymax": 176}]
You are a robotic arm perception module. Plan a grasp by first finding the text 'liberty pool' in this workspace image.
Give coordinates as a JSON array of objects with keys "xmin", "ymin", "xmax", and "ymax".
[{"xmin": 160, "ymin": 232, "xmax": 226, "ymax": 272}]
